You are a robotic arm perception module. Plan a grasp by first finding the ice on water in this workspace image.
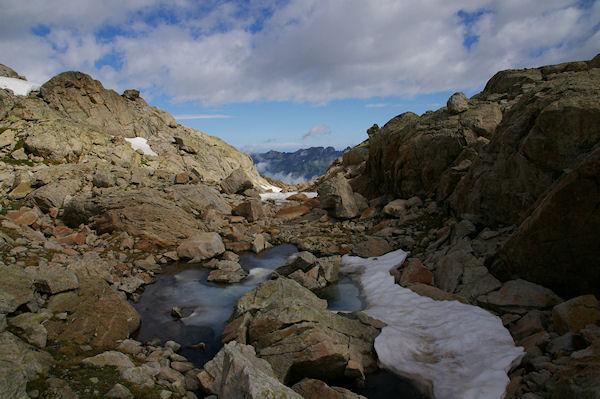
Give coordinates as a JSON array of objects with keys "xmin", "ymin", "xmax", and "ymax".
[{"xmin": 341, "ymin": 249, "xmax": 524, "ymax": 399}]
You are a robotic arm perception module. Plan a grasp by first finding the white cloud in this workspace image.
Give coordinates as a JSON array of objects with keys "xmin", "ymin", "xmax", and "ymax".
[
  {"xmin": 302, "ymin": 124, "xmax": 331, "ymax": 139},
  {"xmin": 1, "ymin": 0, "xmax": 598, "ymax": 104}
]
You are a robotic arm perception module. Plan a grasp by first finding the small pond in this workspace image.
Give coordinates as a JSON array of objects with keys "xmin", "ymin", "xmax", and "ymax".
[{"xmin": 132, "ymin": 244, "xmax": 426, "ymax": 398}]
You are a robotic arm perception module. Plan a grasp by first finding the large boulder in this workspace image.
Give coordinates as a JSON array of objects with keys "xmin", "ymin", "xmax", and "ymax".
[
  {"xmin": 27, "ymin": 179, "xmax": 80, "ymax": 213},
  {"xmin": 222, "ymin": 278, "xmax": 381, "ymax": 384},
  {"xmin": 63, "ymin": 189, "xmax": 203, "ymax": 244},
  {"xmin": 198, "ymin": 341, "xmax": 303, "ymax": 398},
  {"xmin": 318, "ymin": 173, "xmax": 359, "ymax": 219},
  {"xmin": 44, "ymin": 277, "xmax": 140, "ymax": 348},
  {"xmin": 220, "ymin": 168, "xmax": 254, "ymax": 194},
  {"xmin": 177, "ymin": 232, "xmax": 225, "ymax": 262},
  {"xmin": 477, "ymin": 279, "xmax": 562, "ymax": 313}
]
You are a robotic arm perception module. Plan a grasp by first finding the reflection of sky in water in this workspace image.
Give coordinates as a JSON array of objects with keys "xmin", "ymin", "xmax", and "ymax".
[
  {"xmin": 132, "ymin": 244, "xmax": 299, "ymax": 366},
  {"xmin": 132, "ymin": 244, "xmax": 426, "ymax": 398}
]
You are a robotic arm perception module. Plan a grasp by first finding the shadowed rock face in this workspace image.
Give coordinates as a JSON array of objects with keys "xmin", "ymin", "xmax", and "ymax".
[
  {"xmin": 490, "ymin": 147, "xmax": 600, "ymax": 298},
  {"xmin": 342, "ymin": 54, "xmax": 600, "ymax": 298}
]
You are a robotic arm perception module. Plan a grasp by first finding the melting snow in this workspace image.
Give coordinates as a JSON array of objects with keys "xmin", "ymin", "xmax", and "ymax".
[
  {"xmin": 259, "ymin": 191, "xmax": 317, "ymax": 202},
  {"xmin": 0, "ymin": 77, "xmax": 41, "ymax": 96},
  {"xmin": 341, "ymin": 249, "xmax": 524, "ymax": 399},
  {"xmin": 124, "ymin": 137, "xmax": 157, "ymax": 156}
]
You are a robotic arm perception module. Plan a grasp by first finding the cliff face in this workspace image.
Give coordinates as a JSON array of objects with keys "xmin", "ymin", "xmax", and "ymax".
[{"xmin": 348, "ymin": 54, "xmax": 600, "ymax": 298}]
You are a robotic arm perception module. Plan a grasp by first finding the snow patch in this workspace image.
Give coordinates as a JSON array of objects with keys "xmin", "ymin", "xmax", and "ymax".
[
  {"xmin": 0, "ymin": 77, "xmax": 41, "ymax": 96},
  {"xmin": 259, "ymin": 191, "xmax": 317, "ymax": 202},
  {"xmin": 341, "ymin": 250, "xmax": 524, "ymax": 399},
  {"xmin": 124, "ymin": 137, "xmax": 157, "ymax": 156}
]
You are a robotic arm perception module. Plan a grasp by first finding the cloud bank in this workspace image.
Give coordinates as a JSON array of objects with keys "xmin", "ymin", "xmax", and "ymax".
[
  {"xmin": 2, "ymin": 0, "xmax": 598, "ymax": 105},
  {"xmin": 303, "ymin": 124, "xmax": 331, "ymax": 139}
]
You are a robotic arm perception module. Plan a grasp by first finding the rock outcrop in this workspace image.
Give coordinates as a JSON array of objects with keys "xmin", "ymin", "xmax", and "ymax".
[{"xmin": 222, "ymin": 278, "xmax": 382, "ymax": 384}]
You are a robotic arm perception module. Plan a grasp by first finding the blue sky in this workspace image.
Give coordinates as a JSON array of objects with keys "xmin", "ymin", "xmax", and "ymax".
[{"xmin": 1, "ymin": 0, "xmax": 599, "ymax": 152}]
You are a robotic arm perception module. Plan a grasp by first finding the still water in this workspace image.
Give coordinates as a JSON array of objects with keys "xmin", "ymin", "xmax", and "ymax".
[{"xmin": 132, "ymin": 244, "xmax": 426, "ymax": 398}]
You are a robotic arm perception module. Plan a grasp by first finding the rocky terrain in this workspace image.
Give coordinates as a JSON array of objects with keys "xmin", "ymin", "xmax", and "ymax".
[
  {"xmin": 0, "ymin": 54, "xmax": 598, "ymax": 399},
  {"xmin": 251, "ymin": 146, "xmax": 347, "ymax": 183}
]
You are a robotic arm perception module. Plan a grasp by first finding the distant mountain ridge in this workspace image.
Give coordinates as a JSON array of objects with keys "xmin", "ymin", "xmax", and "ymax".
[{"xmin": 250, "ymin": 146, "xmax": 347, "ymax": 183}]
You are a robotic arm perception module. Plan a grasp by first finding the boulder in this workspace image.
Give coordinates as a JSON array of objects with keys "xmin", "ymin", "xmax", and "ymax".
[
  {"xmin": 221, "ymin": 168, "xmax": 254, "ymax": 194},
  {"xmin": 232, "ymin": 200, "xmax": 264, "ymax": 222},
  {"xmin": 207, "ymin": 261, "xmax": 247, "ymax": 284},
  {"xmin": 292, "ymin": 378, "xmax": 367, "ymax": 399},
  {"xmin": 477, "ymin": 279, "xmax": 562, "ymax": 313},
  {"xmin": 447, "ymin": 92, "xmax": 469, "ymax": 114},
  {"xmin": 382, "ymin": 199, "xmax": 407, "ymax": 218},
  {"xmin": 120, "ymin": 364, "xmax": 159, "ymax": 389},
  {"xmin": 399, "ymin": 259, "xmax": 433, "ymax": 286},
  {"xmin": 552, "ymin": 295, "xmax": 600, "ymax": 335},
  {"xmin": 318, "ymin": 174, "xmax": 359, "ymax": 219},
  {"xmin": 63, "ymin": 189, "xmax": 202, "ymax": 244},
  {"xmin": 28, "ymin": 179, "xmax": 79, "ymax": 212},
  {"xmin": 222, "ymin": 278, "xmax": 381, "ymax": 384},
  {"xmin": 28, "ymin": 267, "xmax": 79, "ymax": 294},
  {"xmin": 198, "ymin": 341, "xmax": 303, "ymax": 398},
  {"xmin": 351, "ymin": 237, "xmax": 391, "ymax": 258},
  {"xmin": 44, "ymin": 277, "xmax": 141, "ymax": 348},
  {"xmin": 7, "ymin": 311, "xmax": 52, "ymax": 348},
  {"xmin": 82, "ymin": 351, "xmax": 135, "ymax": 369},
  {"xmin": 0, "ymin": 331, "xmax": 53, "ymax": 399},
  {"xmin": 177, "ymin": 232, "xmax": 225, "ymax": 262},
  {"xmin": 0, "ymin": 264, "xmax": 34, "ymax": 313},
  {"xmin": 106, "ymin": 383, "xmax": 133, "ymax": 399},
  {"xmin": 275, "ymin": 205, "xmax": 312, "ymax": 220},
  {"xmin": 553, "ymin": 355, "xmax": 600, "ymax": 399}
]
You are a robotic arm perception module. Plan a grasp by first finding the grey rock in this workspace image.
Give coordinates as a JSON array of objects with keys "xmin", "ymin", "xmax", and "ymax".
[
  {"xmin": 198, "ymin": 341, "xmax": 303, "ymax": 398},
  {"xmin": 29, "ymin": 267, "xmax": 79, "ymax": 294},
  {"xmin": 82, "ymin": 351, "xmax": 135, "ymax": 369},
  {"xmin": 177, "ymin": 232, "xmax": 225, "ymax": 262},
  {"xmin": 0, "ymin": 331, "xmax": 53, "ymax": 399},
  {"xmin": 7, "ymin": 311, "xmax": 51, "ymax": 348},
  {"xmin": 317, "ymin": 173, "xmax": 359, "ymax": 219},
  {"xmin": 447, "ymin": 92, "xmax": 469, "ymax": 114},
  {"xmin": 220, "ymin": 168, "xmax": 254, "ymax": 194},
  {"xmin": 106, "ymin": 383, "xmax": 133, "ymax": 399}
]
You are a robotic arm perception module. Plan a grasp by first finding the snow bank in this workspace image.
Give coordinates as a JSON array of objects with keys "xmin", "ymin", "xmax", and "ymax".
[
  {"xmin": 341, "ymin": 250, "xmax": 524, "ymax": 399},
  {"xmin": 259, "ymin": 191, "xmax": 317, "ymax": 202},
  {"xmin": 124, "ymin": 137, "xmax": 157, "ymax": 156},
  {"xmin": 0, "ymin": 77, "xmax": 41, "ymax": 96}
]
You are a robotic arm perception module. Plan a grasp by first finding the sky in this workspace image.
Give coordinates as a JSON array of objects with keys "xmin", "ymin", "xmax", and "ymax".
[{"xmin": 1, "ymin": 0, "xmax": 599, "ymax": 153}]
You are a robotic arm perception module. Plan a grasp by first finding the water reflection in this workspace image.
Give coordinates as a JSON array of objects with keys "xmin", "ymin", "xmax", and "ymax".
[{"xmin": 132, "ymin": 244, "xmax": 298, "ymax": 366}]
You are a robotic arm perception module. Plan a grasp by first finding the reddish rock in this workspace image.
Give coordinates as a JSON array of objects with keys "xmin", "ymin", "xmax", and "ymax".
[
  {"xmin": 55, "ymin": 231, "xmax": 87, "ymax": 246},
  {"xmin": 6, "ymin": 209, "xmax": 37, "ymax": 226},
  {"xmin": 226, "ymin": 241, "xmax": 252, "ymax": 253},
  {"xmin": 174, "ymin": 173, "xmax": 190, "ymax": 184},
  {"xmin": 286, "ymin": 193, "xmax": 308, "ymax": 201},
  {"xmin": 359, "ymin": 206, "xmax": 377, "ymax": 220},
  {"xmin": 352, "ymin": 237, "xmax": 391, "ymax": 257},
  {"xmin": 275, "ymin": 205, "xmax": 311, "ymax": 220},
  {"xmin": 52, "ymin": 225, "xmax": 73, "ymax": 237},
  {"xmin": 232, "ymin": 200, "xmax": 265, "ymax": 222},
  {"xmin": 408, "ymin": 283, "xmax": 469, "ymax": 304},
  {"xmin": 399, "ymin": 259, "xmax": 434, "ymax": 286}
]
